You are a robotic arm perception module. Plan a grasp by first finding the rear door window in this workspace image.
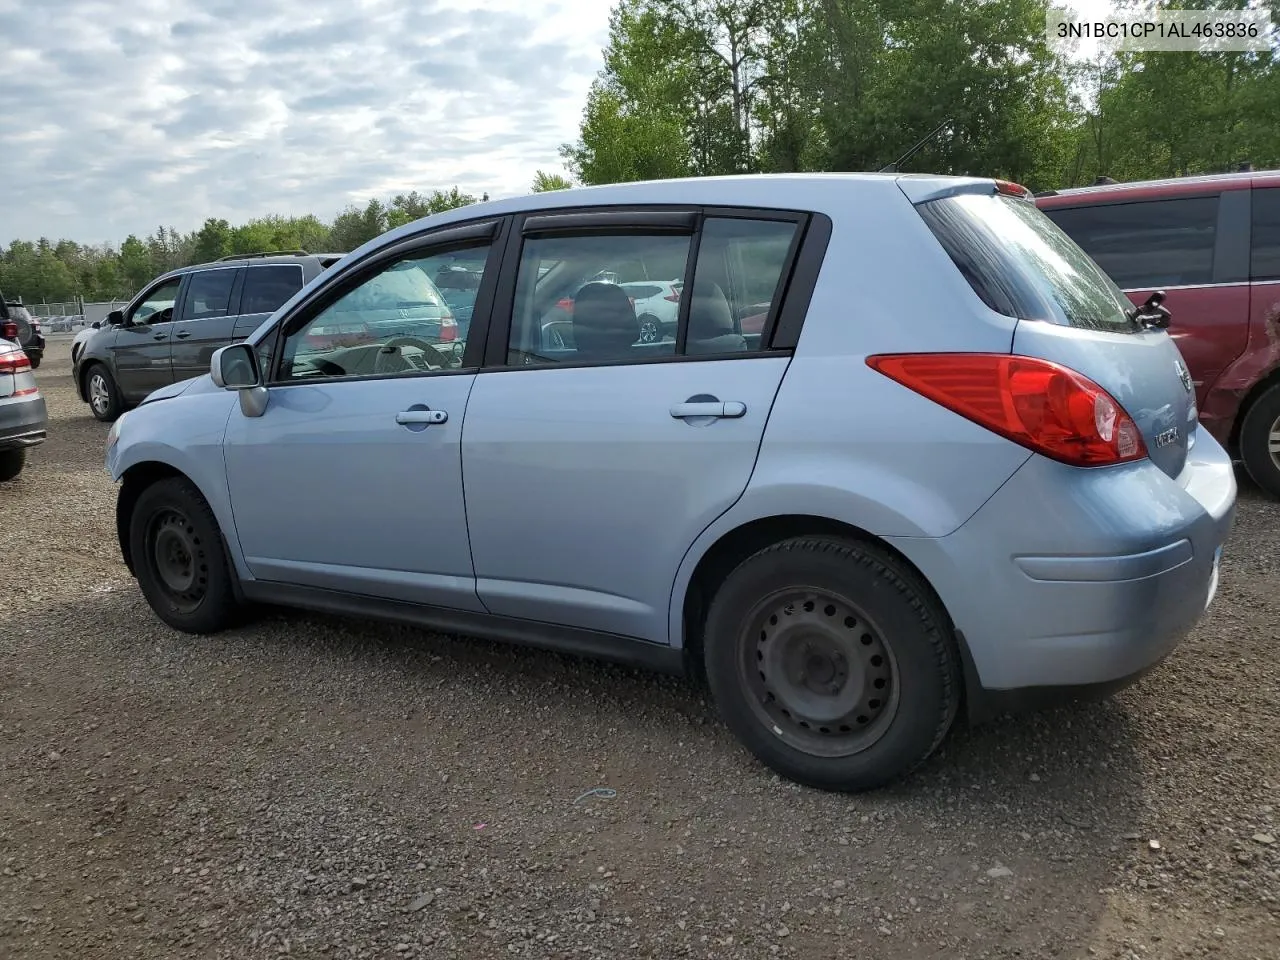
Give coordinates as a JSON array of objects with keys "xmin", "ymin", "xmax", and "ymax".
[
  {"xmin": 241, "ymin": 265, "xmax": 305, "ymax": 314},
  {"xmin": 1043, "ymin": 196, "xmax": 1219, "ymax": 289},
  {"xmin": 1252, "ymin": 187, "xmax": 1280, "ymax": 281},
  {"xmin": 916, "ymin": 192, "xmax": 1138, "ymax": 333},
  {"xmin": 180, "ymin": 268, "xmax": 239, "ymax": 322}
]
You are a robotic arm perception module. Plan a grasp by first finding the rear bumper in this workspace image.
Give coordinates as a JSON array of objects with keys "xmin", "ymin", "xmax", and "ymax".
[
  {"xmin": 0, "ymin": 395, "xmax": 48, "ymax": 449},
  {"xmin": 890, "ymin": 428, "xmax": 1236, "ymax": 717}
]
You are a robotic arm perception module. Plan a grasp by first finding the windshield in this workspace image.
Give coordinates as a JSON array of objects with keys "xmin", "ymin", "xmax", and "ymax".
[{"xmin": 917, "ymin": 192, "xmax": 1138, "ymax": 333}]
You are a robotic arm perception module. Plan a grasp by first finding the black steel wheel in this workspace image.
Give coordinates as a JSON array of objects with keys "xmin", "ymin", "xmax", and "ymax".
[
  {"xmin": 741, "ymin": 588, "xmax": 900, "ymax": 758},
  {"xmin": 704, "ymin": 535, "xmax": 960, "ymax": 792},
  {"xmin": 129, "ymin": 477, "xmax": 240, "ymax": 633}
]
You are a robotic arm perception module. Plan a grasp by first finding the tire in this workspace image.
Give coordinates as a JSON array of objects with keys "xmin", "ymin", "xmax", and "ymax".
[
  {"xmin": 1239, "ymin": 384, "xmax": 1280, "ymax": 500},
  {"xmin": 0, "ymin": 449, "xmax": 25, "ymax": 482},
  {"xmin": 84, "ymin": 363, "xmax": 123, "ymax": 422},
  {"xmin": 27, "ymin": 353, "xmax": 40, "ymax": 369},
  {"xmin": 637, "ymin": 313, "xmax": 663, "ymax": 344},
  {"xmin": 128, "ymin": 476, "xmax": 240, "ymax": 634},
  {"xmin": 703, "ymin": 535, "xmax": 961, "ymax": 792}
]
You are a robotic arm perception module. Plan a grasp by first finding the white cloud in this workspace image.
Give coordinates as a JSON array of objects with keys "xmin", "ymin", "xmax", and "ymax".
[{"xmin": 0, "ymin": 0, "xmax": 611, "ymax": 245}]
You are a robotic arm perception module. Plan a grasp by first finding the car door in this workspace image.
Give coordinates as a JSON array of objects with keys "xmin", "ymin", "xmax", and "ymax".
[
  {"xmin": 110, "ymin": 275, "xmax": 187, "ymax": 401},
  {"xmin": 168, "ymin": 267, "xmax": 244, "ymax": 383},
  {"xmin": 222, "ymin": 221, "xmax": 504, "ymax": 610},
  {"xmin": 1042, "ymin": 191, "xmax": 1252, "ymax": 406},
  {"xmin": 461, "ymin": 209, "xmax": 807, "ymax": 644}
]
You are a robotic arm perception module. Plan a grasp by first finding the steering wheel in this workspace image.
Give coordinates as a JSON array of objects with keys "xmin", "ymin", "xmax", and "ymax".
[{"xmin": 375, "ymin": 336, "xmax": 453, "ymax": 374}]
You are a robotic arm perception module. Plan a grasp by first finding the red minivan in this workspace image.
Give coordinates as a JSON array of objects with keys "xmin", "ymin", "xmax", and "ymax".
[{"xmin": 1037, "ymin": 172, "xmax": 1280, "ymax": 497}]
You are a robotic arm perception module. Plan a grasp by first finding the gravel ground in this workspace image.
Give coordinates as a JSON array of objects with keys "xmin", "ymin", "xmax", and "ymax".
[{"xmin": 2, "ymin": 339, "xmax": 1278, "ymax": 960}]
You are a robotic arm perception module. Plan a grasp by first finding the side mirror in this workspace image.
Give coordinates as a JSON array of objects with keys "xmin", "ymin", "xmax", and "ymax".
[
  {"xmin": 211, "ymin": 342, "xmax": 261, "ymax": 389},
  {"xmin": 211, "ymin": 343, "xmax": 269, "ymax": 418},
  {"xmin": 92, "ymin": 320, "xmax": 102, "ymax": 329},
  {"xmin": 106, "ymin": 310, "xmax": 124, "ymax": 326}
]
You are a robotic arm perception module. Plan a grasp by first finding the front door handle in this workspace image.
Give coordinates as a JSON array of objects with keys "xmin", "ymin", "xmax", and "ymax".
[
  {"xmin": 174, "ymin": 331, "xmax": 191, "ymax": 339},
  {"xmin": 153, "ymin": 333, "xmax": 168, "ymax": 341},
  {"xmin": 670, "ymin": 400, "xmax": 747, "ymax": 420},
  {"xmin": 396, "ymin": 408, "xmax": 448, "ymax": 425}
]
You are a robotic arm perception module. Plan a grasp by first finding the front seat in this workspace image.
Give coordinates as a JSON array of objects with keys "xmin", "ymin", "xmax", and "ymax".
[
  {"xmin": 571, "ymin": 282, "xmax": 639, "ymax": 360},
  {"xmin": 686, "ymin": 281, "xmax": 748, "ymax": 355}
]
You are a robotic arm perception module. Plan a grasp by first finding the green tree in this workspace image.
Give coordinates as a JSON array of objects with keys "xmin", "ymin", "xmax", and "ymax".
[{"xmin": 531, "ymin": 170, "xmax": 575, "ymax": 191}]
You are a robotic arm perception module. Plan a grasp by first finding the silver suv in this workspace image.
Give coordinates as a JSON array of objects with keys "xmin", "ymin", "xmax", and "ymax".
[{"xmin": 104, "ymin": 175, "xmax": 1236, "ymax": 791}]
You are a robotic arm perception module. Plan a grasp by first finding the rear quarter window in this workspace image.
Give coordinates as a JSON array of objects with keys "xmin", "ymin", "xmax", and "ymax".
[
  {"xmin": 917, "ymin": 192, "xmax": 1139, "ymax": 334},
  {"xmin": 1252, "ymin": 187, "xmax": 1280, "ymax": 281}
]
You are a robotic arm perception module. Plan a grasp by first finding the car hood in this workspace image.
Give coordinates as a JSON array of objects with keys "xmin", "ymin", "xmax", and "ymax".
[{"xmin": 139, "ymin": 374, "xmax": 219, "ymax": 405}]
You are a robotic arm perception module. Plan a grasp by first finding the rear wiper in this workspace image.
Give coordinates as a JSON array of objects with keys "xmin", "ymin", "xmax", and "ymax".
[{"xmin": 1128, "ymin": 290, "xmax": 1171, "ymax": 329}]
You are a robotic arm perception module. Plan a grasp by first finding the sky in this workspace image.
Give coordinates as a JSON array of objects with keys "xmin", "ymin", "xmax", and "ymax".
[
  {"xmin": 0, "ymin": 0, "xmax": 613, "ymax": 245},
  {"xmin": 0, "ymin": 0, "xmax": 1112, "ymax": 248}
]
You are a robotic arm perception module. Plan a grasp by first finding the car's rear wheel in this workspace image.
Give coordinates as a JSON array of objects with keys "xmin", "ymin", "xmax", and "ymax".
[
  {"xmin": 84, "ymin": 363, "xmax": 122, "ymax": 422},
  {"xmin": 1240, "ymin": 384, "xmax": 1280, "ymax": 500},
  {"xmin": 637, "ymin": 313, "xmax": 663, "ymax": 344},
  {"xmin": 703, "ymin": 535, "xmax": 960, "ymax": 792},
  {"xmin": 129, "ymin": 477, "xmax": 240, "ymax": 634},
  {"xmin": 27, "ymin": 353, "xmax": 40, "ymax": 369},
  {"xmin": 0, "ymin": 449, "xmax": 26, "ymax": 482}
]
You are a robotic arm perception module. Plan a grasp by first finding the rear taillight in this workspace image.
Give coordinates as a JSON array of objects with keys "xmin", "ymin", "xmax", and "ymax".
[
  {"xmin": 994, "ymin": 179, "xmax": 1033, "ymax": 200},
  {"xmin": 0, "ymin": 349, "xmax": 37, "ymax": 395},
  {"xmin": 866, "ymin": 353, "xmax": 1147, "ymax": 467},
  {"xmin": 439, "ymin": 315, "xmax": 457, "ymax": 342},
  {"xmin": 1, "ymin": 321, "xmax": 17, "ymax": 340},
  {"xmin": 664, "ymin": 289, "xmax": 681, "ymax": 303}
]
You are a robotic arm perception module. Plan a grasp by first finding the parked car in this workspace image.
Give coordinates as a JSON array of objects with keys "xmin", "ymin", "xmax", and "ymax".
[
  {"xmin": 73, "ymin": 251, "xmax": 345, "ymax": 421},
  {"xmin": 106, "ymin": 174, "xmax": 1235, "ymax": 792},
  {"xmin": 620, "ymin": 279, "xmax": 683, "ymax": 343},
  {"xmin": 1036, "ymin": 170, "xmax": 1280, "ymax": 497},
  {"xmin": 0, "ymin": 296, "xmax": 45, "ymax": 368},
  {"xmin": 0, "ymin": 338, "xmax": 46, "ymax": 481}
]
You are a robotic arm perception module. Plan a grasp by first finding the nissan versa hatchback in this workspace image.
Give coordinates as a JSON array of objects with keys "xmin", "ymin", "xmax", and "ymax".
[{"xmin": 105, "ymin": 174, "xmax": 1236, "ymax": 792}]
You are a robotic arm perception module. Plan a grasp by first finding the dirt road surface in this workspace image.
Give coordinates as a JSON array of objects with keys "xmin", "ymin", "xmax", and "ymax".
[{"xmin": 2, "ymin": 339, "xmax": 1277, "ymax": 959}]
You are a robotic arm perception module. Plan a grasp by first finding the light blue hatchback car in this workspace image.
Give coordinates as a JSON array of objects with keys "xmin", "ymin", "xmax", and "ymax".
[{"xmin": 106, "ymin": 174, "xmax": 1237, "ymax": 791}]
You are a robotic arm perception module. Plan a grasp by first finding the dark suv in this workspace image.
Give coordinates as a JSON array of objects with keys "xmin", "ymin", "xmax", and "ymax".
[
  {"xmin": 1036, "ymin": 171, "xmax": 1280, "ymax": 497},
  {"xmin": 1, "ymin": 295, "xmax": 45, "ymax": 368},
  {"xmin": 73, "ymin": 251, "xmax": 343, "ymax": 421}
]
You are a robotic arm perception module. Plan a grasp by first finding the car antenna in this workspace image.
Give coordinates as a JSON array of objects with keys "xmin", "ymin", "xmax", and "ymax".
[{"xmin": 877, "ymin": 119, "xmax": 952, "ymax": 174}]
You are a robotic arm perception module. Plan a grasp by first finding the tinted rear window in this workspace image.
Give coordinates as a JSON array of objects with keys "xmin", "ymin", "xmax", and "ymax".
[
  {"xmin": 1253, "ymin": 187, "xmax": 1280, "ymax": 281},
  {"xmin": 1043, "ymin": 196, "xmax": 1218, "ymax": 289},
  {"xmin": 917, "ymin": 192, "xmax": 1138, "ymax": 333}
]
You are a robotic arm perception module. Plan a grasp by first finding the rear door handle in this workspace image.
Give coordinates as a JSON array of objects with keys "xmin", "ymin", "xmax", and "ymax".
[
  {"xmin": 396, "ymin": 409, "xmax": 448, "ymax": 425},
  {"xmin": 174, "ymin": 331, "xmax": 191, "ymax": 339},
  {"xmin": 670, "ymin": 401, "xmax": 746, "ymax": 419}
]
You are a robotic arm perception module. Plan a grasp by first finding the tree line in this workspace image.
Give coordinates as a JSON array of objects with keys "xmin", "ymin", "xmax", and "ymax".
[{"xmin": 4, "ymin": 0, "xmax": 1278, "ymax": 306}]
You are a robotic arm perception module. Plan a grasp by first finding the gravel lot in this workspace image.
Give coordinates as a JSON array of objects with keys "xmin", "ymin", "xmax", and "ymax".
[{"xmin": 2, "ymin": 338, "xmax": 1278, "ymax": 959}]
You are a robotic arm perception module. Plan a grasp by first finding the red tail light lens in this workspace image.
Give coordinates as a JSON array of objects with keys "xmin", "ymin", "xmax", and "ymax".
[
  {"xmin": 438, "ymin": 315, "xmax": 457, "ymax": 342},
  {"xmin": 0, "ymin": 348, "xmax": 37, "ymax": 395},
  {"xmin": 1, "ymin": 321, "xmax": 17, "ymax": 340},
  {"xmin": 664, "ymin": 287, "xmax": 681, "ymax": 303},
  {"xmin": 866, "ymin": 353, "xmax": 1147, "ymax": 467},
  {"xmin": 994, "ymin": 179, "xmax": 1032, "ymax": 200}
]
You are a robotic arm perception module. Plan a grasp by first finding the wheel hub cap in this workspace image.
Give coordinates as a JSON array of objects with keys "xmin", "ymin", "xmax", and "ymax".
[
  {"xmin": 743, "ymin": 591, "xmax": 898, "ymax": 757},
  {"xmin": 1268, "ymin": 414, "xmax": 1280, "ymax": 470},
  {"xmin": 90, "ymin": 375, "xmax": 108, "ymax": 413}
]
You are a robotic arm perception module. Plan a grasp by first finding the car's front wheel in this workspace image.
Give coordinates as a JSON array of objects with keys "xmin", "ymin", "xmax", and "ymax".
[
  {"xmin": 703, "ymin": 535, "xmax": 960, "ymax": 792},
  {"xmin": 637, "ymin": 313, "xmax": 663, "ymax": 344},
  {"xmin": 1240, "ymin": 384, "xmax": 1280, "ymax": 500},
  {"xmin": 129, "ymin": 477, "xmax": 240, "ymax": 633},
  {"xmin": 0, "ymin": 449, "xmax": 26, "ymax": 482},
  {"xmin": 84, "ymin": 363, "xmax": 123, "ymax": 422}
]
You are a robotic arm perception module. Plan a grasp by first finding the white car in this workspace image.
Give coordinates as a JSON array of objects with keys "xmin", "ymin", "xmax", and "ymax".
[{"xmin": 620, "ymin": 279, "xmax": 682, "ymax": 343}]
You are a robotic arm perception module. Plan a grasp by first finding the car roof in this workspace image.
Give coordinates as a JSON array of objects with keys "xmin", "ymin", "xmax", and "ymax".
[
  {"xmin": 1036, "ymin": 169, "xmax": 1280, "ymax": 207},
  {"xmin": 350, "ymin": 173, "xmax": 998, "ymax": 259}
]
